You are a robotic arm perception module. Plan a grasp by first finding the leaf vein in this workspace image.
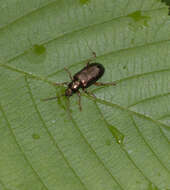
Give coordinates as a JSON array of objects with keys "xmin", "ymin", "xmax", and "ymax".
[
  {"xmin": 68, "ymin": 110, "xmax": 124, "ymax": 190},
  {"xmin": 85, "ymin": 94, "xmax": 170, "ymax": 143},
  {"xmin": 131, "ymin": 116, "xmax": 170, "ymax": 173},
  {"xmin": 0, "ymin": 103, "xmax": 49, "ymax": 190},
  {"xmin": 128, "ymin": 92, "xmax": 170, "ymax": 108},
  {"xmin": 0, "ymin": 0, "xmax": 58, "ymax": 32},
  {"xmin": 95, "ymin": 103, "xmax": 156, "ymax": 186},
  {"xmin": 47, "ymin": 40, "xmax": 170, "ymax": 78},
  {"xmin": 5, "ymin": 7, "xmax": 169, "ymax": 65}
]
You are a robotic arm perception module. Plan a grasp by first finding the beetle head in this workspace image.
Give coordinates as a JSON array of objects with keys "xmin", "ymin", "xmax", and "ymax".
[{"xmin": 65, "ymin": 88, "xmax": 73, "ymax": 97}]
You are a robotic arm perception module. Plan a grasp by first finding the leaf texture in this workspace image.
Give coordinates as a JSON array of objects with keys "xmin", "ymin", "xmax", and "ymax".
[{"xmin": 0, "ymin": 0, "xmax": 170, "ymax": 190}]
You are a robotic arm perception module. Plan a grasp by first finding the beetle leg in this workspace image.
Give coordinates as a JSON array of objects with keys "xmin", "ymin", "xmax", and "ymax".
[
  {"xmin": 86, "ymin": 51, "xmax": 97, "ymax": 66},
  {"xmin": 94, "ymin": 82, "xmax": 116, "ymax": 86},
  {"xmin": 76, "ymin": 91, "xmax": 82, "ymax": 111},
  {"xmin": 83, "ymin": 89, "xmax": 96, "ymax": 98},
  {"xmin": 92, "ymin": 51, "xmax": 97, "ymax": 58},
  {"xmin": 64, "ymin": 67, "xmax": 73, "ymax": 80}
]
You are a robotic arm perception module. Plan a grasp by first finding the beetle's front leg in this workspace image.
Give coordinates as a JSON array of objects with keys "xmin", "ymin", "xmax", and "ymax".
[
  {"xmin": 94, "ymin": 82, "xmax": 116, "ymax": 86},
  {"xmin": 64, "ymin": 67, "xmax": 73, "ymax": 80}
]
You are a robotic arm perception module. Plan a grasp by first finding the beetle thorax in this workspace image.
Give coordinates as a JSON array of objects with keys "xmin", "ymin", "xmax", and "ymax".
[{"xmin": 71, "ymin": 80, "xmax": 80, "ymax": 90}]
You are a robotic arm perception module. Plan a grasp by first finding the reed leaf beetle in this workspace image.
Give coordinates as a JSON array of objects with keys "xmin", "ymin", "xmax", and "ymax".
[{"xmin": 43, "ymin": 53, "xmax": 116, "ymax": 110}]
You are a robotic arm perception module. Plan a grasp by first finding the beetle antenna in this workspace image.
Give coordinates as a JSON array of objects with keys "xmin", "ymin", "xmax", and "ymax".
[
  {"xmin": 42, "ymin": 96, "xmax": 58, "ymax": 101},
  {"xmin": 41, "ymin": 94, "xmax": 65, "ymax": 101}
]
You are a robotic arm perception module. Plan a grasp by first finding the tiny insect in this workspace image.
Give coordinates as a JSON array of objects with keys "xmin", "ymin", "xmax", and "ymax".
[{"xmin": 43, "ymin": 53, "xmax": 116, "ymax": 110}]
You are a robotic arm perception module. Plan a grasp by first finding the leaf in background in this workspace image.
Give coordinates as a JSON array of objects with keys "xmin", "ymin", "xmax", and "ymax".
[{"xmin": 0, "ymin": 0, "xmax": 170, "ymax": 190}]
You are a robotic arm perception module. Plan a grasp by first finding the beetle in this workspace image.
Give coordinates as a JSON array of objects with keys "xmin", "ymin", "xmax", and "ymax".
[
  {"xmin": 43, "ymin": 54, "xmax": 116, "ymax": 110},
  {"xmin": 65, "ymin": 62, "xmax": 105, "ymax": 96}
]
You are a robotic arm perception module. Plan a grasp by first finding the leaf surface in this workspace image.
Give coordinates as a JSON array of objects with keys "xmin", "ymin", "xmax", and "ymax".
[{"xmin": 0, "ymin": 0, "xmax": 170, "ymax": 190}]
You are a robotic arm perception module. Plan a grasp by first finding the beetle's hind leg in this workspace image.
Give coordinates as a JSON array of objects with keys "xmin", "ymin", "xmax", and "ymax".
[
  {"xmin": 83, "ymin": 89, "xmax": 96, "ymax": 98},
  {"xmin": 94, "ymin": 82, "xmax": 116, "ymax": 86}
]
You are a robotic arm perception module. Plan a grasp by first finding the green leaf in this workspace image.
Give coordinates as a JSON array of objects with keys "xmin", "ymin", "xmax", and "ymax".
[{"xmin": 0, "ymin": 0, "xmax": 170, "ymax": 190}]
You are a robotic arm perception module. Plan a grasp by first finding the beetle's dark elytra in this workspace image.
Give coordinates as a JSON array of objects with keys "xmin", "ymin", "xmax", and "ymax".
[{"xmin": 65, "ymin": 63, "xmax": 105, "ymax": 96}]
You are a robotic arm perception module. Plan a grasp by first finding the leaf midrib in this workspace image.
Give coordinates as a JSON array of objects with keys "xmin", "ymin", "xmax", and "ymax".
[
  {"xmin": 1, "ymin": 61, "xmax": 170, "ymax": 114},
  {"xmin": 0, "ymin": 62, "xmax": 169, "ymax": 135}
]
